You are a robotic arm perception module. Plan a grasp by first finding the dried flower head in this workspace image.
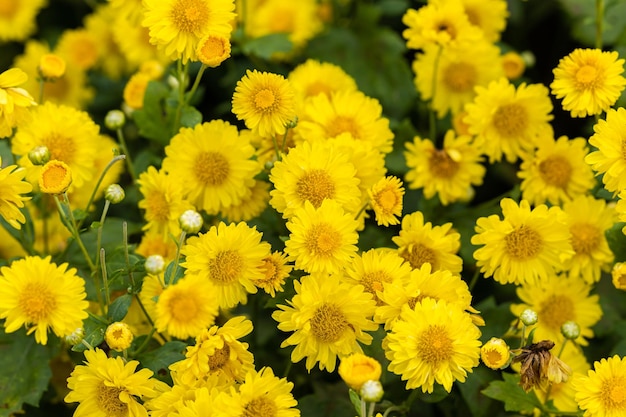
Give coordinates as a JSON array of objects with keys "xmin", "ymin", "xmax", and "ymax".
[{"xmin": 512, "ymin": 340, "xmax": 572, "ymax": 392}]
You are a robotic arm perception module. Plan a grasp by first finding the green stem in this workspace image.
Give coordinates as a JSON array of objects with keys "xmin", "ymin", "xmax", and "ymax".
[
  {"xmin": 172, "ymin": 60, "xmax": 189, "ymax": 135},
  {"xmin": 168, "ymin": 231, "xmax": 187, "ymax": 286},
  {"xmin": 116, "ymin": 127, "xmax": 137, "ymax": 183},
  {"xmin": 95, "ymin": 200, "xmax": 111, "ymax": 271},
  {"xmin": 100, "ymin": 248, "xmax": 111, "ymax": 311},
  {"xmin": 468, "ymin": 267, "xmax": 480, "ymax": 292},
  {"xmin": 132, "ymin": 327, "xmax": 157, "ymax": 357},
  {"xmin": 360, "ymin": 399, "xmax": 367, "ymax": 417},
  {"xmin": 188, "ymin": 64, "xmax": 207, "ymax": 104},
  {"xmin": 354, "ymin": 200, "xmax": 370, "ymax": 222},
  {"xmin": 55, "ymin": 193, "xmax": 96, "ymax": 272},
  {"xmin": 595, "ymin": 0, "xmax": 604, "ymax": 50}
]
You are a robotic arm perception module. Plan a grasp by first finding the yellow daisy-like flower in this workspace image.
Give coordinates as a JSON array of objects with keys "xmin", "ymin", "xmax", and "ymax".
[
  {"xmin": 449, "ymin": 0, "xmax": 509, "ymax": 42},
  {"xmin": 551, "ymin": 48, "xmax": 626, "ymax": 118},
  {"xmin": 123, "ymin": 72, "xmax": 152, "ymax": 110},
  {"xmin": 384, "ymin": 298, "xmax": 482, "ymax": 393},
  {"xmin": 296, "ymin": 90, "xmax": 394, "ymax": 155},
  {"xmin": 55, "ymin": 28, "xmax": 100, "ymax": 71},
  {"xmin": 169, "ymin": 316, "xmax": 254, "ymax": 387},
  {"xmin": 0, "ymin": 68, "xmax": 36, "ymax": 138},
  {"xmin": 471, "ymin": 198, "xmax": 574, "ymax": 285},
  {"xmin": 269, "ymin": 140, "xmax": 361, "ymax": 219},
  {"xmin": 219, "ymin": 179, "xmax": 270, "ymax": 223},
  {"xmin": 0, "ymin": 0, "xmax": 47, "ymax": 42},
  {"xmin": 0, "ymin": 255, "xmax": 88, "ymax": 345},
  {"xmin": 586, "ymin": 107, "xmax": 626, "ymax": 193},
  {"xmin": 162, "ymin": 120, "xmax": 260, "ymax": 214},
  {"xmin": 391, "ymin": 211, "xmax": 463, "ymax": 273},
  {"xmin": 562, "ymin": 196, "xmax": 615, "ymax": 284},
  {"xmin": 481, "ymin": 337, "xmax": 510, "ymax": 370},
  {"xmin": 368, "ymin": 176, "xmax": 404, "ymax": 226},
  {"xmin": 404, "ymin": 129, "xmax": 485, "ymax": 205},
  {"xmin": 287, "ymin": 59, "xmax": 358, "ymax": 106},
  {"xmin": 232, "ymin": 69, "xmax": 297, "ymax": 138},
  {"xmin": 138, "ymin": 166, "xmax": 194, "ymax": 239},
  {"xmin": 104, "ymin": 322, "xmax": 134, "ymax": 352},
  {"xmin": 135, "ymin": 230, "xmax": 179, "ymax": 262},
  {"xmin": 39, "ymin": 53, "xmax": 66, "ymax": 80},
  {"xmin": 273, "ymin": 272, "xmax": 378, "ymax": 372},
  {"xmin": 518, "ymin": 135, "xmax": 595, "ymax": 206},
  {"xmin": 412, "ymin": 39, "xmax": 504, "ymax": 118},
  {"xmin": 511, "ymin": 274, "xmax": 602, "ymax": 346},
  {"xmin": 0, "ymin": 158, "xmax": 32, "ymax": 229},
  {"xmin": 142, "ymin": 0, "xmax": 236, "ymax": 63},
  {"xmin": 464, "ymin": 77, "xmax": 554, "ymax": 163},
  {"xmin": 154, "ymin": 274, "xmax": 220, "ymax": 340},
  {"xmin": 284, "ymin": 199, "xmax": 359, "ymax": 274},
  {"xmin": 338, "ymin": 353, "xmax": 382, "ymax": 391},
  {"xmin": 176, "ymin": 386, "xmax": 239, "ymax": 417},
  {"xmin": 612, "ymin": 261, "xmax": 626, "ymax": 291},
  {"xmin": 255, "ymin": 251, "xmax": 293, "ymax": 297},
  {"xmin": 574, "ymin": 355, "xmax": 626, "ymax": 417},
  {"xmin": 12, "ymin": 101, "xmax": 101, "ymax": 190},
  {"xmin": 39, "ymin": 160, "xmax": 72, "ymax": 194},
  {"xmin": 344, "ymin": 248, "xmax": 413, "ymax": 306},
  {"xmin": 65, "ymin": 348, "xmax": 167, "ymax": 417},
  {"xmin": 501, "ymin": 51, "xmax": 526, "ymax": 80},
  {"xmin": 181, "ymin": 221, "xmax": 271, "ymax": 309}
]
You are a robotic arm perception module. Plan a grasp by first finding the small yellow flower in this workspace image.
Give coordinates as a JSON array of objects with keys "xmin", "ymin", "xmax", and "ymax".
[
  {"xmin": 368, "ymin": 176, "xmax": 404, "ymax": 226},
  {"xmin": 123, "ymin": 72, "xmax": 151, "ymax": 110},
  {"xmin": 612, "ymin": 262, "xmax": 626, "ymax": 291},
  {"xmin": 39, "ymin": 160, "xmax": 72, "ymax": 194},
  {"xmin": 38, "ymin": 53, "xmax": 66, "ymax": 79},
  {"xmin": 481, "ymin": 337, "xmax": 511, "ymax": 370},
  {"xmin": 501, "ymin": 51, "xmax": 526, "ymax": 80},
  {"xmin": 105, "ymin": 322, "xmax": 134, "ymax": 351},
  {"xmin": 338, "ymin": 353, "xmax": 382, "ymax": 391},
  {"xmin": 196, "ymin": 33, "xmax": 231, "ymax": 67}
]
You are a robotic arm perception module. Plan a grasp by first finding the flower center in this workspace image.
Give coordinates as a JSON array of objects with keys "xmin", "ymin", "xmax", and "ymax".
[
  {"xmin": 492, "ymin": 103, "xmax": 528, "ymax": 138},
  {"xmin": 504, "ymin": 225, "xmax": 542, "ymax": 260},
  {"xmin": 442, "ymin": 62, "xmax": 477, "ymax": 93},
  {"xmin": 19, "ymin": 282, "xmax": 56, "ymax": 322},
  {"xmin": 296, "ymin": 169, "xmax": 336, "ymax": 208},
  {"xmin": 538, "ymin": 294, "xmax": 575, "ymax": 331},
  {"xmin": 576, "ymin": 65, "xmax": 598, "ymax": 87},
  {"xmin": 436, "ymin": 20, "xmax": 457, "ymax": 40},
  {"xmin": 145, "ymin": 192, "xmax": 170, "ymax": 222},
  {"xmin": 254, "ymin": 89, "xmax": 277, "ymax": 111},
  {"xmin": 376, "ymin": 189, "xmax": 399, "ymax": 213},
  {"xmin": 401, "ymin": 243, "xmax": 437, "ymax": 270},
  {"xmin": 570, "ymin": 223, "xmax": 601, "ymax": 255},
  {"xmin": 538, "ymin": 156, "xmax": 572, "ymax": 189},
  {"xmin": 45, "ymin": 133, "xmax": 77, "ymax": 164},
  {"xmin": 429, "ymin": 149, "xmax": 460, "ymax": 178},
  {"xmin": 310, "ymin": 302, "xmax": 349, "ymax": 343},
  {"xmin": 209, "ymin": 250, "xmax": 244, "ymax": 284},
  {"xmin": 327, "ymin": 115, "xmax": 361, "ymax": 139},
  {"xmin": 169, "ymin": 292, "xmax": 199, "ymax": 321},
  {"xmin": 208, "ymin": 344, "xmax": 230, "ymax": 369},
  {"xmin": 464, "ymin": 8, "xmax": 480, "ymax": 26},
  {"xmin": 305, "ymin": 223, "xmax": 342, "ymax": 256},
  {"xmin": 96, "ymin": 384, "xmax": 128, "ymax": 417},
  {"xmin": 407, "ymin": 294, "xmax": 427, "ymax": 310},
  {"xmin": 193, "ymin": 151, "xmax": 230, "ymax": 186},
  {"xmin": 170, "ymin": 0, "xmax": 209, "ymax": 34},
  {"xmin": 243, "ymin": 395, "xmax": 277, "ymax": 417},
  {"xmin": 417, "ymin": 324, "xmax": 453, "ymax": 365},
  {"xmin": 602, "ymin": 377, "xmax": 626, "ymax": 410},
  {"xmin": 0, "ymin": 0, "xmax": 17, "ymax": 18},
  {"xmin": 361, "ymin": 271, "xmax": 392, "ymax": 301},
  {"xmin": 484, "ymin": 349, "xmax": 503, "ymax": 364},
  {"xmin": 199, "ymin": 36, "xmax": 227, "ymax": 58}
]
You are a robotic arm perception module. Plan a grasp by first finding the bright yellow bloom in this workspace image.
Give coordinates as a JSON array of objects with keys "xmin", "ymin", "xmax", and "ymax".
[
  {"xmin": 55, "ymin": 28, "xmax": 100, "ymax": 71},
  {"xmin": 471, "ymin": 198, "xmax": 574, "ymax": 285},
  {"xmin": 404, "ymin": 130, "xmax": 485, "ymax": 205},
  {"xmin": 232, "ymin": 69, "xmax": 297, "ymax": 138},
  {"xmin": 65, "ymin": 348, "xmax": 167, "ymax": 417},
  {"xmin": 123, "ymin": 72, "xmax": 152, "ymax": 110},
  {"xmin": 196, "ymin": 32, "xmax": 231, "ymax": 67},
  {"xmin": 481, "ymin": 337, "xmax": 510, "ymax": 370},
  {"xmin": 586, "ymin": 107, "xmax": 626, "ymax": 193},
  {"xmin": 501, "ymin": 51, "xmax": 526, "ymax": 80},
  {"xmin": 339, "ymin": 353, "xmax": 382, "ymax": 391},
  {"xmin": 0, "ymin": 0, "xmax": 47, "ymax": 42},
  {"xmin": 385, "ymin": 298, "xmax": 482, "ymax": 393},
  {"xmin": 105, "ymin": 322, "xmax": 134, "ymax": 351},
  {"xmin": 39, "ymin": 160, "xmax": 72, "ymax": 194},
  {"xmin": 368, "ymin": 176, "xmax": 404, "ymax": 226},
  {"xmin": 288, "ymin": 59, "xmax": 358, "ymax": 106},
  {"xmin": 574, "ymin": 355, "xmax": 626, "ymax": 417},
  {"xmin": 551, "ymin": 48, "xmax": 626, "ymax": 118},
  {"xmin": 255, "ymin": 251, "xmax": 293, "ymax": 297},
  {"xmin": 273, "ymin": 272, "xmax": 378, "ymax": 372},
  {"xmin": 38, "ymin": 53, "xmax": 66, "ymax": 79},
  {"xmin": 464, "ymin": 77, "xmax": 554, "ymax": 163},
  {"xmin": 0, "ymin": 68, "xmax": 36, "ymax": 138},
  {"xmin": 612, "ymin": 262, "xmax": 626, "ymax": 291},
  {"xmin": 0, "ymin": 158, "xmax": 32, "ymax": 229},
  {"xmin": 446, "ymin": 0, "xmax": 509, "ymax": 42},
  {"xmin": 0, "ymin": 256, "xmax": 88, "ymax": 345},
  {"xmin": 219, "ymin": 179, "xmax": 270, "ymax": 223}
]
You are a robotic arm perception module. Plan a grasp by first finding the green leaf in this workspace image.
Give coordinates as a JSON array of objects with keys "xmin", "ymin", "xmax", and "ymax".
[
  {"xmin": 73, "ymin": 314, "xmax": 107, "ymax": 352},
  {"xmin": 241, "ymin": 33, "xmax": 293, "ymax": 60},
  {"xmin": 136, "ymin": 341, "xmax": 186, "ymax": 381},
  {"xmin": 0, "ymin": 327, "xmax": 57, "ymax": 416},
  {"xmin": 481, "ymin": 372, "xmax": 542, "ymax": 413},
  {"xmin": 457, "ymin": 366, "xmax": 499, "ymax": 417},
  {"xmin": 164, "ymin": 261, "xmax": 185, "ymax": 285},
  {"xmin": 132, "ymin": 81, "xmax": 171, "ymax": 145},
  {"xmin": 349, "ymin": 389, "xmax": 362, "ymax": 416},
  {"xmin": 179, "ymin": 105, "xmax": 202, "ymax": 128},
  {"xmin": 606, "ymin": 222, "xmax": 626, "ymax": 262},
  {"xmin": 108, "ymin": 293, "xmax": 132, "ymax": 322}
]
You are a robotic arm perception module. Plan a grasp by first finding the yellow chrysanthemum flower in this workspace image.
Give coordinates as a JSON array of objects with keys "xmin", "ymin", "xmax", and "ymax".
[
  {"xmin": 0, "ymin": 256, "xmax": 88, "ymax": 345},
  {"xmin": 269, "ymin": 140, "xmax": 361, "ymax": 219},
  {"xmin": 255, "ymin": 251, "xmax": 293, "ymax": 297},
  {"xmin": 288, "ymin": 59, "xmax": 358, "ymax": 107},
  {"xmin": 0, "ymin": 158, "xmax": 32, "ymax": 229},
  {"xmin": 574, "ymin": 355, "xmax": 626, "ymax": 417},
  {"xmin": 39, "ymin": 159, "xmax": 72, "ymax": 194},
  {"xmin": 481, "ymin": 337, "xmax": 510, "ymax": 370},
  {"xmin": 464, "ymin": 77, "xmax": 554, "ymax": 163},
  {"xmin": 296, "ymin": 90, "xmax": 394, "ymax": 155},
  {"xmin": 612, "ymin": 261, "xmax": 626, "ymax": 291},
  {"xmin": 170, "ymin": 386, "xmax": 237, "ymax": 417},
  {"xmin": 412, "ymin": 39, "xmax": 504, "ymax": 118},
  {"xmin": 145, "ymin": 383, "xmax": 199, "ymax": 417},
  {"xmin": 338, "ymin": 353, "xmax": 382, "ymax": 391},
  {"xmin": 104, "ymin": 322, "xmax": 134, "ymax": 352},
  {"xmin": 562, "ymin": 196, "xmax": 615, "ymax": 284},
  {"xmin": 181, "ymin": 221, "xmax": 271, "ymax": 309},
  {"xmin": 196, "ymin": 32, "xmax": 231, "ymax": 67},
  {"xmin": 518, "ymin": 135, "xmax": 595, "ymax": 206},
  {"xmin": 65, "ymin": 348, "xmax": 167, "ymax": 417},
  {"xmin": 123, "ymin": 72, "xmax": 152, "ymax": 110},
  {"xmin": 219, "ymin": 179, "xmax": 270, "ymax": 223},
  {"xmin": 511, "ymin": 274, "xmax": 602, "ymax": 346},
  {"xmin": 39, "ymin": 53, "xmax": 66, "ymax": 80},
  {"xmin": 0, "ymin": 0, "xmax": 47, "ymax": 42},
  {"xmin": 55, "ymin": 28, "xmax": 100, "ymax": 72},
  {"xmin": 448, "ymin": 0, "xmax": 509, "ymax": 42},
  {"xmin": 501, "ymin": 50, "xmax": 526, "ymax": 80},
  {"xmin": 232, "ymin": 69, "xmax": 297, "ymax": 138},
  {"xmin": 135, "ymin": 229, "xmax": 179, "ymax": 262},
  {"xmin": 284, "ymin": 199, "xmax": 359, "ymax": 274},
  {"xmin": 154, "ymin": 274, "xmax": 220, "ymax": 340},
  {"xmin": 273, "ymin": 272, "xmax": 378, "ymax": 372},
  {"xmin": 142, "ymin": 0, "xmax": 236, "ymax": 63},
  {"xmin": 162, "ymin": 120, "xmax": 261, "ymax": 214},
  {"xmin": 138, "ymin": 166, "xmax": 194, "ymax": 239},
  {"xmin": 392, "ymin": 211, "xmax": 463, "ymax": 273},
  {"xmin": 404, "ymin": 130, "xmax": 485, "ymax": 205},
  {"xmin": 0, "ymin": 68, "xmax": 36, "ymax": 138},
  {"xmin": 169, "ymin": 316, "xmax": 254, "ymax": 387},
  {"xmin": 551, "ymin": 48, "xmax": 626, "ymax": 118},
  {"xmin": 586, "ymin": 107, "xmax": 626, "ymax": 193},
  {"xmin": 384, "ymin": 298, "xmax": 482, "ymax": 393},
  {"xmin": 471, "ymin": 198, "xmax": 574, "ymax": 285},
  {"xmin": 368, "ymin": 176, "xmax": 404, "ymax": 226}
]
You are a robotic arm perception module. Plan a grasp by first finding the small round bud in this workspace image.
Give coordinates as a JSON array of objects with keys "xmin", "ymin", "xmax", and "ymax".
[
  {"xmin": 359, "ymin": 380, "xmax": 384, "ymax": 403},
  {"xmin": 38, "ymin": 53, "xmax": 66, "ymax": 79},
  {"xmin": 285, "ymin": 116, "xmax": 298, "ymax": 129},
  {"xmin": 39, "ymin": 160, "xmax": 72, "ymax": 194},
  {"xmin": 480, "ymin": 337, "xmax": 511, "ymax": 370},
  {"xmin": 28, "ymin": 146, "xmax": 50, "ymax": 166},
  {"xmin": 612, "ymin": 262, "xmax": 626, "ymax": 290},
  {"xmin": 105, "ymin": 322, "xmax": 134, "ymax": 351},
  {"xmin": 520, "ymin": 309, "xmax": 538, "ymax": 326},
  {"xmin": 145, "ymin": 254, "xmax": 165, "ymax": 275},
  {"xmin": 561, "ymin": 321, "xmax": 581, "ymax": 340},
  {"xmin": 105, "ymin": 110, "xmax": 126, "ymax": 130},
  {"xmin": 520, "ymin": 50, "xmax": 536, "ymax": 68},
  {"xmin": 65, "ymin": 327, "xmax": 85, "ymax": 345},
  {"xmin": 105, "ymin": 184, "xmax": 125, "ymax": 204},
  {"xmin": 179, "ymin": 209, "xmax": 203, "ymax": 234}
]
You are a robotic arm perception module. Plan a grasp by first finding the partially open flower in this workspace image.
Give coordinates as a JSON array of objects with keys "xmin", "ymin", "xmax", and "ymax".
[
  {"xmin": 512, "ymin": 340, "xmax": 572, "ymax": 392},
  {"xmin": 338, "ymin": 353, "xmax": 382, "ymax": 391},
  {"xmin": 612, "ymin": 262, "xmax": 626, "ymax": 290},
  {"xmin": 481, "ymin": 337, "xmax": 511, "ymax": 370},
  {"xmin": 105, "ymin": 322, "xmax": 134, "ymax": 351},
  {"xmin": 39, "ymin": 160, "xmax": 72, "ymax": 194},
  {"xmin": 38, "ymin": 53, "xmax": 66, "ymax": 79},
  {"xmin": 196, "ymin": 33, "xmax": 231, "ymax": 67}
]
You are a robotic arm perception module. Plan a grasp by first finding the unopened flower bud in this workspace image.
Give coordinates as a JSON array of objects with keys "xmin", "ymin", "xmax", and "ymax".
[
  {"xmin": 105, "ymin": 110, "xmax": 126, "ymax": 130},
  {"xmin": 179, "ymin": 209, "xmax": 203, "ymax": 234},
  {"xmin": 612, "ymin": 262, "xmax": 626, "ymax": 290},
  {"xmin": 38, "ymin": 53, "xmax": 66, "ymax": 79},
  {"xmin": 145, "ymin": 254, "xmax": 165, "ymax": 275},
  {"xmin": 359, "ymin": 380, "xmax": 384, "ymax": 402},
  {"xmin": 285, "ymin": 116, "xmax": 298, "ymax": 129},
  {"xmin": 105, "ymin": 184, "xmax": 125, "ymax": 203},
  {"xmin": 481, "ymin": 337, "xmax": 511, "ymax": 370},
  {"xmin": 28, "ymin": 146, "xmax": 50, "ymax": 166},
  {"xmin": 65, "ymin": 327, "xmax": 85, "ymax": 345},
  {"xmin": 561, "ymin": 321, "xmax": 580, "ymax": 340},
  {"xmin": 39, "ymin": 160, "xmax": 72, "ymax": 194},
  {"xmin": 105, "ymin": 322, "xmax": 134, "ymax": 351},
  {"xmin": 520, "ymin": 309, "xmax": 538, "ymax": 326}
]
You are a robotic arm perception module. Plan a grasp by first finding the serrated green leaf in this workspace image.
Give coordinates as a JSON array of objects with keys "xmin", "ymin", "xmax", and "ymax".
[
  {"xmin": 481, "ymin": 372, "xmax": 542, "ymax": 413},
  {"xmin": 73, "ymin": 314, "xmax": 107, "ymax": 352},
  {"xmin": 241, "ymin": 33, "xmax": 293, "ymax": 60},
  {"xmin": 136, "ymin": 341, "xmax": 186, "ymax": 378},
  {"xmin": 179, "ymin": 105, "xmax": 202, "ymax": 128},
  {"xmin": 108, "ymin": 293, "xmax": 132, "ymax": 322}
]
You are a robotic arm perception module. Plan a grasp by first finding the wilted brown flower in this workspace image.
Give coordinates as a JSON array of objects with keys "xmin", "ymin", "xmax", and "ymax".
[{"xmin": 512, "ymin": 340, "xmax": 572, "ymax": 392}]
